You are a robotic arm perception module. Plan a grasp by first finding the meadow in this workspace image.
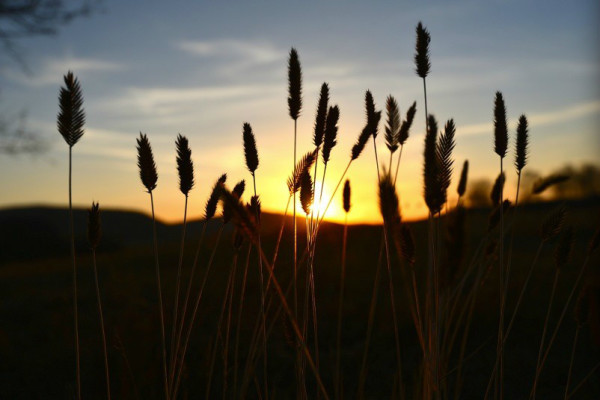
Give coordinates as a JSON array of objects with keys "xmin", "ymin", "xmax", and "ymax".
[{"xmin": 1, "ymin": 21, "xmax": 599, "ymax": 400}]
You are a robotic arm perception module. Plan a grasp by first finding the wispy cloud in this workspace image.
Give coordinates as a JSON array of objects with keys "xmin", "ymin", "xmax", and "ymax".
[
  {"xmin": 458, "ymin": 101, "xmax": 600, "ymax": 136},
  {"xmin": 2, "ymin": 56, "xmax": 125, "ymax": 87},
  {"xmin": 176, "ymin": 38, "xmax": 284, "ymax": 75}
]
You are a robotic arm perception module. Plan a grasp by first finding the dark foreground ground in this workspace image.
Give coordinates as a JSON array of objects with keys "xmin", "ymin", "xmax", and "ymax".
[{"xmin": 0, "ymin": 199, "xmax": 599, "ymax": 399}]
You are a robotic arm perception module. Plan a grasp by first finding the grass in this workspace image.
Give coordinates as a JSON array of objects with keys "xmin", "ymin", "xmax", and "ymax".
[{"xmin": 1, "ymin": 21, "xmax": 599, "ymax": 400}]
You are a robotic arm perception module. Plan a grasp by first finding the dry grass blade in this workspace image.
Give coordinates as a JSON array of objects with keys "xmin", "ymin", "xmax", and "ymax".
[
  {"xmin": 322, "ymin": 105, "xmax": 340, "ymax": 164},
  {"xmin": 415, "ymin": 22, "xmax": 431, "ymax": 78},
  {"xmin": 541, "ymin": 205, "xmax": 567, "ymax": 241},
  {"xmin": 205, "ymin": 174, "xmax": 227, "ymax": 220},
  {"xmin": 300, "ymin": 170, "xmax": 313, "ymax": 216},
  {"xmin": 243, "ymin": 123, "xmax": 259, "ymax": 173},
  {"xmin": 288, "ymin": 48, "xmax": 302, "ymax": 120},
  {"xmin": 423, "ymin": 114, "xmax": 441, "ymax": 214},
  {"xmin": 532, "ymin": 173, "xmax": 570, "ymax": 195},
  {"xmin": 437, "ymin": 118, "xmax": 456, "ymax": 206},
  {"xmin": 493, "ymin": 91, "xmax": 508, "ymax": 158},
  {"xmin": 313, "ymin": 83, "xmax": 329, "ymax": 148},
  {"xmin": 457, "ymin": 160, "xmax": 469, "ymax": 198},
  {"xmin": 343, "ymin": 179, "xmax": 351, "ymax": 213},
  {"xmin": 515, "ymin": 115, "xmax": 529, "ymax": 173},
  {"xmin": 287, "ymin": 149, "xmax": 318, "ymax": 194},
  {"xmin": 223, "ymin": 180, "xmax": 246, "ymax": 224},
  {"xmin": 490, "ymin": 172, "xmax": 505, "ymax": 206},
  {"xmin": 385, "ymin": 95, "xmax": 401, "ymax": 153},
  {"xmin": 87, "ymin": 201, "xmax": 101, "ymax": 249},
  {"xmin": 398, "ymin": 101, "xmax": 417, "ymax": 146},
  {"xmin": 57, "ymin": 71, "xmax": 85, "ymax": 147},
  {"xmin": 555, "ymin": 226, "xmax": 574, "ymax": 269},
  {"xmin": 136, "ymin": 133, "xmax": 158, "ymax": 193},
  {"xmin": 176, "ymin": 134, "xmax": 194, "ymax": 195}
]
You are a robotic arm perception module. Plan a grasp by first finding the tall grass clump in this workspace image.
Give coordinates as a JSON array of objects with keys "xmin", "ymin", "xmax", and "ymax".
[{"xmin": 57, "ymin": 71, "xmax": 85, "ymax": 400}]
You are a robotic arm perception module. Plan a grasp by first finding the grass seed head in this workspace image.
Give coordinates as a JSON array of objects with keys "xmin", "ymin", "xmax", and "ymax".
[
  {"xmin": 87, "ymin": 202, "xmax": 101, "ymax": 249},
  {"xmin": 243, "ymin": 122, "xmax": 259, "ymax": 173},
  {"xmin": 136, "ymin": 133, "xmax": 158, "ymax": 193},
  {"xmin": 57, "ymin": 71, "xmax": 85, "ymax": 147},
  {"xmin": 288, "ymin": 47, "xmax": 302, "ymax": 120},
  {"xmin": 493, "ymin": 91, "xmax": 508, "ymax": 158},
  {"xmin": 176, "ymin": 134, "xmax": 194, "ymax": 196},
  {"xmin": 415, "ymin": 22, "xmax": 431, "ymax": 78},
  {"xmin": 313, "ymin": 83, "xmax": 329, "ymax": 148}
]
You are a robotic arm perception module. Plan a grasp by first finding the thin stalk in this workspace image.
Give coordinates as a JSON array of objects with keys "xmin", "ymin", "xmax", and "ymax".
[
  {"xmin": 205, "ymin": 254, "xmax": 237, "ymax": 400},
  {"xmin": 497, "ymin": 156, "xmax": 505, "ymax": 400},
  {"xmin": 252, "ymin": 172, "xmax": 269, "ymax": 400},
  {"xmin": 170, "ymin": 194, "xmax": 189, "ymax": 374},
  {"xmin": 531, "ymin": 268, "xmax": 560, "ymax": 400},
  {"xmin": 269, "ymin": 195, "xmax": 291, "ymax": 275},
  {"xmin": 566, "ymin": 361, "xmax": 600, "ymax": 399},
  {"xmin": 68, "ymin": 146, "xmax": 81, "ymax": 400},
  {"xmin": 172, "ymin": 227, "xmax": 224, "ymax": 400},
  {"xmin": 150, "ymin": 191, "xmax": 170, "ymax": 400},
  {"xmin": 309, "ymin": 147, "xmax": 320, "ymax": 235},
  {"xmin": 564, "ymin": 327, "xmax": 580, "ymax": 400},
  {"xmin": 92, "ymin": 249, "xmax": 111, "ymax": 400},
  {"xmin": 170, "ymin": 221, "xmax": 208, "ymax": 385},
  {"xmin": 485, "ymin": 241, "xmax": 545, "ymax": 400},
  {"xmin": 335, "ymin": 214, "xmax": 348, "ymax": 400},
  {"xmin": 532, "ymin": 255, "xmax": 591, "ymax": 394},
  {"xmin": 223, "ymin": 249, "xmax": 239, "ymax": 400},
  {"xmin": 393, "ymin": 145, "xmax": 404, "ymax": 187},
  {"xmin": 233, "ymin": 245, "xmax": 253, "ymax": 399},
  {"xmin": 293, "ymin": 119, "xmax": 298, "ymax": 319},
  {"xmin": 255, "ymin": 241, "xmax": 330, "ymax": 400},
  {"xmin": 357, "ymin": 239, "xmax": 384, "ymax": 399}
]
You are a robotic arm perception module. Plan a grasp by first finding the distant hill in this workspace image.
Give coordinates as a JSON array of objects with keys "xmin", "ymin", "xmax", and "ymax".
[{"xmin": 1, "ymin": 198, "xmax": 598, "ymax": 264}]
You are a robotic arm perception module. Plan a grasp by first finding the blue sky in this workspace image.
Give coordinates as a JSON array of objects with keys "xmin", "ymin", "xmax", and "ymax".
[{"xmin": 0, "ymin": 0, "xmax": 598, "ymax": 222}]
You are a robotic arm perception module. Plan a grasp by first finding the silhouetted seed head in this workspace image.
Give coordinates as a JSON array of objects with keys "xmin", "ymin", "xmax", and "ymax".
[
  {"xmin": 378, "ymin": 168, "xmax": 401, "ymax": 226},
  {"xmin": 488, "ymin": 200, "xmax": 511, "ymax": 231},
  {"xmin": 365, "ymin": 90, "xmax": 376, "ymax": 126},
  {"xmin": 541, "ymin": 206, "xmax": 566, "ymax": 241},
  {"xmin": 385, "ymin": 95, "xmax": 401, "ymax": 153},
  {"xmin": 457, "ymin": 160, "xmax": 469, "ymax": 198},
  {"xmin": 555, "ymin": 226, "xmax": 574, "ymax": 270},
  {"xmin": 222, "ymin": 180, "xmax": 246, "ymax": 224},
  {"xmin": 369, "ymin": 110, "xmax": 382, "ymax": 140},
  {"xmin": 57, "ymin": 71, "xmax": 85, "ymax": 147},
  {"xmin": 136, "ymin": 133, "xmax": 158, "ymax": 193},
  {"xmin": 589, "ymin": 225, "xmax": 600, "ymax": 255},
  {"xmin": 288, "ymin": 48, "xmax": 302, "ymax": 120},
  {"xmin": 205, "ymin": 174, "xmax": 227, "ymax": 220},
  {"xmin": 398, "ymin": 101, "xmax": 417, "ymax": 146},
  {"xmin": 437, "ymin": 119, "xmax": 456, "ymax": 206},
  {"xmin": 287, "ymin": 149, "xmax": 318, "ymax": 194},
  {"xmin": 87, "ymin": 202, "xmax": 101, "ymax": 249},
  {"xmin": 351, "ymin": 125, "xmax": 371, "ymax": 161},
  {"xmin": 515, "ymin": 115, "xmax": 529, "ymax": 173},
  {"xmin": 415, "ymin": 22, "xmax": 431, "ymax": 79},
  {"xmin": 322, "ymin": 105, "xmax": 339, "ymax": 164},
  {"xmin": 574, "ymin": 287, "xmax": 590, "ymax": 328},
  {"xmin": 532, "ymin": 173, "xmax": 570, "ymax": 195},
  {"xmin": 175, "ymin": 134, "xmax": 194, "ymax": 196},
  {"xmin": 313, "ymin": 83, "xmax": 329, "ymax": 148},
  {"xmin": 490, "ymin": 172, "xmax": 505, "ymax": 206},
  {"xmin": 300, "ymin": 170, "xmax": 313, "ymax": 216},
  {"xmin": 219, "ymin": 184, "xmax": 257, "ymax": 243},
  {"xmin": 248, "ymin": 195, "xmax": 261, "ymax": 224},
  {"xmin": 423, "ymin": 114, "xmax": 441, "ymax": 214},
  {"xmin": 243, "ymin": 123, "xmax": 259, "ymax": 173},
  {"xmin": 343, "ymin": 179, "xmax": 351, "ymax": 213},
  {"xmin": 493, "ymin": 92, "xmax": 508, "ymax": 158},
  {"xmin": 398, "ymin": 224, "xmax": 416, "ymax": 265}
]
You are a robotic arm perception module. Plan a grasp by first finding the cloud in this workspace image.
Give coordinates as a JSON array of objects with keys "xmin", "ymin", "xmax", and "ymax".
[
  {"xmin": 3, "ymin": 56, "xmax": 125, "ymax": 87},
  {"xmin": 458, "ymin": 101, "xmax": 600, "ymax": 137},
  {"xmin": 176, "ymin": 38, "xmax": 284, "ymax": 74}
]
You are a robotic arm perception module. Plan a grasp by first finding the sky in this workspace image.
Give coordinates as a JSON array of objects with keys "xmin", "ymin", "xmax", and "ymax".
[{"xmin": 0, "ymin": 0, "xmax": 598, "ymax": 224}]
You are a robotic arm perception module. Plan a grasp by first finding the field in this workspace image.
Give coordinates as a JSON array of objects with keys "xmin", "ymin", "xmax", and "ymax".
[{"xmin": 1, "ymin": 199, "xmax": 598, "ymax": 399}]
